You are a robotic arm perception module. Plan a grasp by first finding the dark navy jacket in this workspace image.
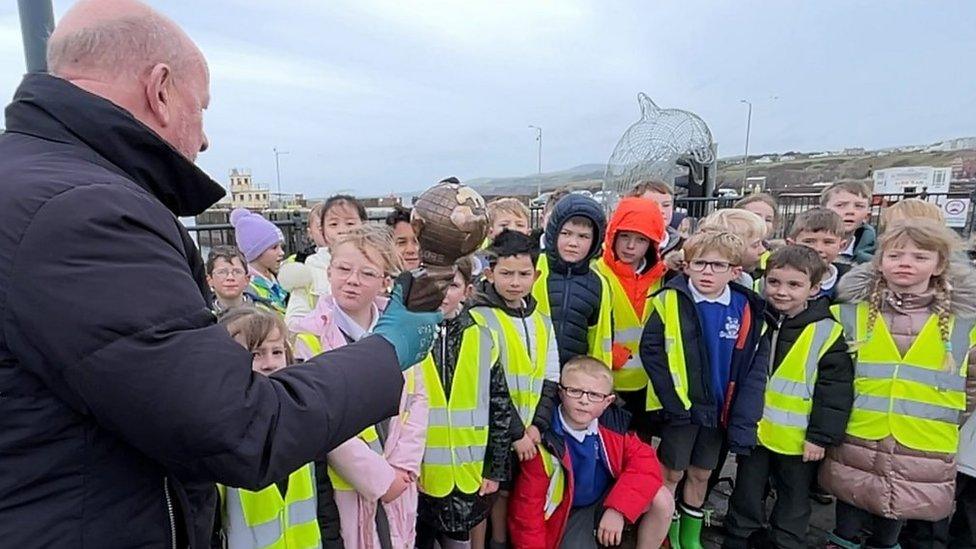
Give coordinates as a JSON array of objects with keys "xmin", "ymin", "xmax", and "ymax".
[
  {"xmin": 0, "ymin": 74, "xmax": 404, "ymax": 548},
  {"xmin": 543, "ymin": 194, "xmax": 608, "ymax": 365},
  {"xmin": 639, "ymin": 275, "xmax": 771, "ymax": 454}
]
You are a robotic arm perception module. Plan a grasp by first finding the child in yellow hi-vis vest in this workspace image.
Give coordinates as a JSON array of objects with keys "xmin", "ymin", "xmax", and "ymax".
[
  {"xmin": 415, "ymin": 257, "xmax": 513, "ymax": 549},
  {"xmin": 215, "ymin": 307, "xmax": 343, "ymax": 548},
  {"xmin": 724, "ymin": 246, "xmax": 854, "ymax": 549},
  {"xmin": 820, "ymin": 220, "xmax": 976, "ymax": 549},
  {"xmin": 292, "ymin": 226, "xmax": 429, "ymax": 549}
]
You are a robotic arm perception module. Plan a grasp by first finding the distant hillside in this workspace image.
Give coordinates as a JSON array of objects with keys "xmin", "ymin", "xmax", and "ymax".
[{"xmin": 468, "ymin": 164, "xmax": 605, "ymax": 197}]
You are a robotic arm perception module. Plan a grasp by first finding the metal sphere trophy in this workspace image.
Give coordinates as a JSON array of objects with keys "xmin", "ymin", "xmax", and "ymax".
[{"xmin": 405, "ymin": 177, "xmax": 488, "ymax": 311}]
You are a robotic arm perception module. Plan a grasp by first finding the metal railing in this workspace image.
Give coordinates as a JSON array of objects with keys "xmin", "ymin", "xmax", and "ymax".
[{"xmin": 185, "ymin": 219, "xmax": 308, "ymax": 257}]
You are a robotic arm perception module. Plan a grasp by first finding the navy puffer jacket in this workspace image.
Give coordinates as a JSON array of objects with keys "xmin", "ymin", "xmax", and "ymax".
[{"xmin": 544, "ymin": 194, "xmax": 608, "ymax": 365}]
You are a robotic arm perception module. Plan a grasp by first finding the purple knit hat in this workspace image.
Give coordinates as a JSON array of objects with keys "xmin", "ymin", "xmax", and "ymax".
[{"xmin": 231, "ymin": 208, "xmax": 283, "ymax": 262}]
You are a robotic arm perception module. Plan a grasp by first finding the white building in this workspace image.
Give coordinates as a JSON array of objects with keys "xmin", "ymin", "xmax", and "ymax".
[
  {"xmin": 227, "ymin": 168, "xmax": 270, "ymax": 210},
  {"xmin": 872, "ymin": 166, "xmax": 952, "ymax": 194}
]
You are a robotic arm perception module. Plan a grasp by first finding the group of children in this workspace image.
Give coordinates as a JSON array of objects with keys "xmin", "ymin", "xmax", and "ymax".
[{"xmin": 202, "ymin": 178, "xmax": 976, "ymax": 549}]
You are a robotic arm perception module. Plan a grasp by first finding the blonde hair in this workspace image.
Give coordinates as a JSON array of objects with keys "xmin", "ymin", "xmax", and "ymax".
[
  {"xmin": 332, "ymin": 225, "xmax": 403, "ymax": 276},
  {"xmin": 627, "ymin": 179, "xmax": 674, "ymax": 198},
  {"xmin": 561, "ymin": 356, "xmax": 613, "ymax": 390},
  {"xmin": 219, "ymin": 307, "xmax": 294, "ymax": 364},
  {"xmin": 683, "ymin": 231, "xmax": 745, "ymax": 266},
  {"xmin": 699, "ymin": 208, "xmax": 766, "ymax": 243},
  {"xmin": 861, "ymin": 219, "xmax": 961, "ymax": 369},
  {"xmin": 820, "ymin": 180, "xmax": 871, "ymax": 206},
  {"xmin": 879, "ymin": 198, "xmax": 944, "ymax": 233},
  {"xmin": 487, "ymin": 198, "xmax": 530, "ymax": 225}
]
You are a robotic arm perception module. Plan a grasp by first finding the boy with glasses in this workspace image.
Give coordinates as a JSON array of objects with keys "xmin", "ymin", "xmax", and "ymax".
[
  {"xmin": 509, "ymin": 356, "xmax": 673, "ymax": 549},
  {"xmin": 640, "ymin": 231, "xmax": 771, "ymax": 549},
  {"xmin": 205, "ymin": 246, "xmax": 253, "ymax": 315}
]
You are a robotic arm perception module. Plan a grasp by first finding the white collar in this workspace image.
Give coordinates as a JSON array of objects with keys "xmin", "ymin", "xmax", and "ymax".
[
  {"xmin": 333, "ymin": 302, "xmax": 379, "ymax": 342},
  {"xmin": 689, "ymin": 282, "xmax": 732, "ymax": 305},
  {"xmin": 842, "ymin": 237, "xmax": 856, "ymax": 256},
  {"xmin": 820, "ymin": 263, "xmax": 838, "ymax": 291},
  {"xmin": 558, "ymin": 406, "xmax": 599, "ymax": 443}
]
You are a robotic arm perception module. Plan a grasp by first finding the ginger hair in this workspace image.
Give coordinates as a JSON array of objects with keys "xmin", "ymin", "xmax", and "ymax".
[
  {"xmin": 561, "ymin": 356, "xmax": 613, "ymax": 392},
  {"xmin": 487, "ymin": 198, "xmax": 531, "ymax": 225},
  {"xmin": 698, "ymin": 208, "xmax": 766, "ymax": 244},
  {"xmin": 683, "ymin": 231, "xmax": 745, "ymax": 266},
  {"xmin": 879, "ymin": 198, "xmax": 944, "ymax": 233}
]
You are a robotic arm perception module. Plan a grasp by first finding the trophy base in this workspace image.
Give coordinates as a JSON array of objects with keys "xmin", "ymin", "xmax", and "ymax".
[{"xmin": 404, "ymin": 264, "xmax": 455, "ymax": 312}]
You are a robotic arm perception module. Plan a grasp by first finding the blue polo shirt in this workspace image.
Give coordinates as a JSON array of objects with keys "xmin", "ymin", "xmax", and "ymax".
[
  {"xmin": 553, "ymin": 407, "xmax": 611, "ymax": 508},
  {"xmin": 690, "ymin": 283, "xmax": 746, "ymax": 412}
]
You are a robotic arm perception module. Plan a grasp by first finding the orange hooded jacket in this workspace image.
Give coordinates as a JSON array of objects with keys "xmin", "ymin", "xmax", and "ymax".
[{"xmin": 602, "ymin": 197, "xmax": 668, "ymax": 319}]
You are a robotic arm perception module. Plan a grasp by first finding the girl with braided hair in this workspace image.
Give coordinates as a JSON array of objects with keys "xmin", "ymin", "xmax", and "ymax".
[{"xmin": 819, "ymin": 219, "xmax": 976, "ymax": 549}]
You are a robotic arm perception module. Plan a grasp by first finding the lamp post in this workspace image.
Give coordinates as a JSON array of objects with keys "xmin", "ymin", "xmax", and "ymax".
[
  {"xmin": 273, "ymin": 147, "xmax": 289, "ymax": 207},
  {"xmin": 17, "ymin": 0, "xmax": 54, "ymax": 73},
  {"xmin": 529, "ymin": 125, "xmax": 542, "ymax": 197},
  {"xmin": 740, "ymin": 99, "xmax": 752, "ymax": 189}
]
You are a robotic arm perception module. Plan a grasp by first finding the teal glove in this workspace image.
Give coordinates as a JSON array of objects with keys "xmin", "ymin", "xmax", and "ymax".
[{"xmin": 373, "ymin": 275, "xmax": 443, "ymax": 370}]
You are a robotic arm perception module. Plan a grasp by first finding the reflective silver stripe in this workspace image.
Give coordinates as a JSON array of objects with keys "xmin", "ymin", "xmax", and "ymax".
[
  {"xmin": 615, "ymin": 326, "xmax": 643, "ymax": 343},
  {"xmin": 600, "ymin": 337, "xmax": 612, "ymax": 354},
  {"xmin": 854, "ymin": 395, "xmax": 961, "ymax": 424},
  {"xmin": 428, "ymin": 408, "xmax": 490, "ymax": 427},
  {"xmin": 838, "ymin": 304, "xmax": 857, "ymax": 338},
  {"xmin": 950, "ymin": 318, "xmax": 975, "ymax": 366},
  {"xmin": 853, "ymin": 394, "xmax": 891, "ymax": 413},
  {"xmin": 288, "ymin": 497, "xmax": 318, "ymax": 526},
  {"xmin": 762, "ymin": 405, "xmax": 809, "ymax": 428},
  {"xmin": 506, "ymin": 373, "xmax": 539, "ymax": 391},
  {"xmin": 805, "ymin": 320, "xmax": 839, "ymax": 386},
  {"xmin": 894, "ymin": 399, "xmax": 961, "ymax": 424},
  {"xmin": 621, "ymin": 353, "xmax": 642, "ymax": 371},
  {"xmin": 423, "ymin": 445, "xmax": 488, "ymax": 465},
  {"xmin": 223, "ymin": 487, "xmax": 283, "ymax": 549},
  {"xmin": 366, "ymin": 437, "xmax": 384, "ymax": 455},
  {"xmin": 767, "ymin": 377, "xmax": 809, "ymax": 399},
  {"xmin": 857, "ymin": 361, "xmax": 966, "ymax": 391}
]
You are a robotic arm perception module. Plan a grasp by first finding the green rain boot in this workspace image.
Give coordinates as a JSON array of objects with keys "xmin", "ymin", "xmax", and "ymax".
[
  {"xmin": 666, "ymin": 512, "xmax": 682, "ymax": 549},
  {"xmin": 678, "ymin": 511, "xmax": 705, "ymax": 549}
]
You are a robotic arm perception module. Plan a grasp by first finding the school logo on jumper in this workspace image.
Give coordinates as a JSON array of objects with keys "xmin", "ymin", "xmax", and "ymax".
[{"xmin": 719, "ymin": 317, "xmax": 741, "ymax": 340}]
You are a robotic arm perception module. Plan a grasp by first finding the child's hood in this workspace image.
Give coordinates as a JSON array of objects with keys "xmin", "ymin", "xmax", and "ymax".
[
  {"xmin": 544, "ymin": 194, "xmax": 607, "ymax": 273},
  {"xmin": 602, "ymin": 197, "xmax": 667, "ymax": 279},
  {"xmin": 837, "ymin": 256, "xmax": 976, "ymax": 318}
]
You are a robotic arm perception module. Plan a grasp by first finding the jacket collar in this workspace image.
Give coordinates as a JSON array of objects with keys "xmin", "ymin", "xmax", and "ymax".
[
  {"xmin": 471, "ymin": 278, "xmax": 538, "ymax": 317},
  {"xmin": 4, "ymin": 73, "xmax": 225, "ymax": 217}
]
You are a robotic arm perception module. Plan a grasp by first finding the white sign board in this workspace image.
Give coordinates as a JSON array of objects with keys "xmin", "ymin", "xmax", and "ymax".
[
  {"xmin": 873, "ymin": 166, "xmax": 951, "ymax": 194},
  {"xmin": 933, "ymin": 196, "xmax": 971, "ymax": 228}
]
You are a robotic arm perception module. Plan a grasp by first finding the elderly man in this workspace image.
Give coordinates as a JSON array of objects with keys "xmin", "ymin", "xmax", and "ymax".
[{"xmin": 0, "ymin": 1, "xmax": 440, "ymax": 547}]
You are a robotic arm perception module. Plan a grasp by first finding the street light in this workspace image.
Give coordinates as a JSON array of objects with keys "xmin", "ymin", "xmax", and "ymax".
[
  {"xmin": 528, "ymin": 125, "xmax": 543, "ymax": 197},
  {"xmin": 740, "ymin": 99, "xmax": 752, "ymax": 188},
  {"xmin": 273, "ymin": 147, "xmax": 289, "ymax": 207}
]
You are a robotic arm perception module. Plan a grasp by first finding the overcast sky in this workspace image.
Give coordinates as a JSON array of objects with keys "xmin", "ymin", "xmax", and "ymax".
[{"xmin": 2, "ymin": 1, "xmax": 974, "ymax": 197}]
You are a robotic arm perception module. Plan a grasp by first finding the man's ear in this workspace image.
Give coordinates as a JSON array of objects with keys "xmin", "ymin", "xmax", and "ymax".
[
  {"xmin": 731, "ymin": 265, "xmax": 743, "ymax": 279},
  {"xmin": 808, "ymin": 283, "xmax": 822, "ymax": 299},
  {"xmin": 605, "ymin": 393, "xmax": 616, "ymax": 406},
  {"xmin": 144, "ymin": 62, "xmax": 174, "ymax": 127}
]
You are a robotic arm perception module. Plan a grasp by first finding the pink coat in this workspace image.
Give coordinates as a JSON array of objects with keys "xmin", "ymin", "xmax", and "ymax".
[{"xmin": 293, "ymin": 295, "xmax": 429, "ymax": 549}]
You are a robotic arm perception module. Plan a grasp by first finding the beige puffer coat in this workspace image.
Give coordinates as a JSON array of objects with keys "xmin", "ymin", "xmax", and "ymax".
[{"xmin": 819, "ymin": 261, "xmax": 976, "ymax": 521}]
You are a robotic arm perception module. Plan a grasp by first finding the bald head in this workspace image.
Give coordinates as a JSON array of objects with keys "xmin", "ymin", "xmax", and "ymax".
[
  {"xmin": 46, "ymin": 0, "xmax": 210, "ymax": 160},
  {"xmin": 48, "ymin": 0, "xmax": 201, "ymax": 80}
]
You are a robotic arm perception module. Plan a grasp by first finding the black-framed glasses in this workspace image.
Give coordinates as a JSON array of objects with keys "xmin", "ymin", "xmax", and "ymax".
[
  {"xmin": 688, "ymin": 259, "xmax": 733, "ymax": 273},
  {"xmin": 559, "ymin": 384, "xmax": 611, "ymax": 403}
]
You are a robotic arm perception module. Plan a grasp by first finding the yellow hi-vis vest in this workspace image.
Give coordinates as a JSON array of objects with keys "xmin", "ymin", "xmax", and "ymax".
[
  {"xmin": 757, "ymin": 318, "xmax": 844, "ymax": 455},
  {"xmin": 538, "ymin": 446, "xmax": 566, "ymax": 520},
  {"xmin": 295, "ymin": 333, "xmax": 428, "ymax": 492},
  {"xmin": 651, "ymin": 290, "xmax": 692, "ymax": 410},
  {"xmin": 419, "ymin": 324, "xmax": 499, "ymax": 497},
  {"xmin": 469, "ymin": 306, "xmax": 554, "ymax": 427},
  {"xmin": 533, "ymin": 255, "xmax": 614, "ymax": 367},
  {"xmin": 834, "ymin": 302, "xmax": 975, "ymax": 454},
  {"xmin": 591, "ymin": 256, "xmax": 665, "ymax": 406},
  {"xmin": 220, "ymin": 463, "xmax": 322, "ymax": 549},
  {"xmin": 595, "ymin": 259, "xmax": 663, "ymax": 407}
]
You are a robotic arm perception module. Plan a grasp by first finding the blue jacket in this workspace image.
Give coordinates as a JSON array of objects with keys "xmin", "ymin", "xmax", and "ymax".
[
  {"xmin": 543, "ymin": 194, "xmax": 608, "ymax": 365},
  {"xmin": 0, "ymin": 74, "xmax": 404, "ymax": 548},
  {"xmin": 639, "ymin": 275, "xmax": 771, "ymax": 454}
]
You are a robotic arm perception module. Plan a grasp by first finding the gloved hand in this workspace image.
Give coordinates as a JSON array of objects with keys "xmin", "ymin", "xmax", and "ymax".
[{"xmin": 373, "ymin": 274, "xmax": 443, "ymax": 370}]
